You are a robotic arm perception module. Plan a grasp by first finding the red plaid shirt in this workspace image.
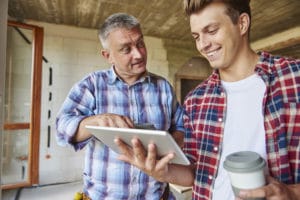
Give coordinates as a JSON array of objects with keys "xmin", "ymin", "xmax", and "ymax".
[{"xmin": 183, "ymin": 51, "xmax": 300, "ymax": 200}]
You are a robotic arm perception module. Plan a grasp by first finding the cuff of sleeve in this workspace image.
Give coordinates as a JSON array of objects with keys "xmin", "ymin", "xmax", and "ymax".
[{"xmin": 73, "ymin": 137, "xmax": 92, "ymax": 151}]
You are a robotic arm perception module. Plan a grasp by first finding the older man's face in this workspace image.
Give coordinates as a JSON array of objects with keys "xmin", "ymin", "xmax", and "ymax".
[{"xmin": 103, "ymin": 27, "xmax": 147, "ymax": 84}]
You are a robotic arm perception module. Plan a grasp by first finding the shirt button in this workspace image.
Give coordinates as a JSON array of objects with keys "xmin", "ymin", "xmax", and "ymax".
[
  {"xmin": 208, "ymin": 175, "xmax": 213, "ymax": 180},
  {"xmin": 220, "ymin": 92, "xmax": 225, "ymax": 96},
  {"xmin": 213, "ymin": 146, "xmax": 218, "ymax": 151},
  {"xmin": 218, "ymin": 118, "xmax": 223, "ymax": 122}
]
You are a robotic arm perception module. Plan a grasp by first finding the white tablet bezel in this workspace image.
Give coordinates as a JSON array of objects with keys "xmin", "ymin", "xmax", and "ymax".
[{"xmin": 85, "ymin": 125, "xmax": 190, "ymax": 165}]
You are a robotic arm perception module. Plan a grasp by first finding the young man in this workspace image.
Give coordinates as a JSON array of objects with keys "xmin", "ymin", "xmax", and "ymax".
[
  {"xmin": 56, "ymin": 13, "xmax": 184, "ymax": 200},
  {"xmin": 115, "ymin": 1, "xmax": 300, "ymax": 199}
]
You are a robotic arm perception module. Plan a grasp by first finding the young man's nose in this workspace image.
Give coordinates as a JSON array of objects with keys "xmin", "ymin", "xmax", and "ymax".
[{"xmin": 198, "ymin": 35, "xmax": 211, "ymax": 52}]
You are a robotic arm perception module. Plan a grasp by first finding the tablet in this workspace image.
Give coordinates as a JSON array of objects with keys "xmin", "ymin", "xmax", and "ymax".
[{"xmin": 85, "ymin": 125, "xmax": 190, "ymax": 165}]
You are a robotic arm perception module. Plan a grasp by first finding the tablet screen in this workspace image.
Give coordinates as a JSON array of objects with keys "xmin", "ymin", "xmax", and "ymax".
[{"xmin": 85, "ymin": 125, "xmax": 190, "ymax": 165}]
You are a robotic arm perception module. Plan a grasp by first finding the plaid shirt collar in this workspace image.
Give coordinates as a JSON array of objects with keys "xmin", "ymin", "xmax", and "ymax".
[
  {"xmin": 207, "ymin": 51, "xmax": 275, "ymax": 87},
  {"xmin": 108, "ymin": 65, "xmax": 151, "ymax": 85}
]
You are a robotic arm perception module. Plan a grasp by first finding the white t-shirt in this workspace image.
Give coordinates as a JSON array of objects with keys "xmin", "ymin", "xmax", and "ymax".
[{"xmin": 212, "ymin": 74, "xmax": 267, "ymax": 200}]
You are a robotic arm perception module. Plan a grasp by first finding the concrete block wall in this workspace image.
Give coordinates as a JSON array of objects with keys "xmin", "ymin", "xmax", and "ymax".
[{"xmin": 163, "ymin": 38, "xmax": 199, "ymax": 86}]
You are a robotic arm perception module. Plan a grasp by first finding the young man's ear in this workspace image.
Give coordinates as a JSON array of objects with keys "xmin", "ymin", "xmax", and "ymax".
[{"xmin": 239, "ymin": 13, "xmax": 250, "ymax": 36}]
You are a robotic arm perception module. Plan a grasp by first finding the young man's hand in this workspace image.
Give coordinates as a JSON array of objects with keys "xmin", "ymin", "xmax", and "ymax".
[{"xmin": 236, "ymin": 176, "xmax": 300, "ymax": 200}]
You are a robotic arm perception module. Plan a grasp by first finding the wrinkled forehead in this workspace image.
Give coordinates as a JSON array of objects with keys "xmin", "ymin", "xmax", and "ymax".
[{"xmin": 107, "ymin": 27, "xmax": 144, "ymax": 46}]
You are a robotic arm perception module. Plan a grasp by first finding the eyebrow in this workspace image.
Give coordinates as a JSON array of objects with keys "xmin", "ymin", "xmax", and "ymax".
[
  {"xmin": 119, "ymin": 35, "xmax": 144, "ymax": 48},
  {"xmin": 191, "ymin": 22, "xmax": 220, "ymax": 35}
]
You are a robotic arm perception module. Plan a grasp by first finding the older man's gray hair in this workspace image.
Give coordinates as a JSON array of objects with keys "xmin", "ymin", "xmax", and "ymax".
[{"xmin": 98, "ymin": 13, "xmax": 141, "ymax": 49}]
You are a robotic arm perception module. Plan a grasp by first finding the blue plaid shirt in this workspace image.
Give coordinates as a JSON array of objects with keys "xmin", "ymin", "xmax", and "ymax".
[{"xmin": 56, "ymin": 67, "xmax": 184, "ymax": 200}]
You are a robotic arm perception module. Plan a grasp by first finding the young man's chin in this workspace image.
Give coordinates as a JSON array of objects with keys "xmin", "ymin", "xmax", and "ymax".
[{"xmin": 208, "ymin": 61, "xmax": 219, "ymax": 69}]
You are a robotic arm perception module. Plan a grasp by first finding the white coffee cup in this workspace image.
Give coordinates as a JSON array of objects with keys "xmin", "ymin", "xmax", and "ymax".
[{"xmin": 223, "ymin": 151, "xmax": 266, "ymax": 200}]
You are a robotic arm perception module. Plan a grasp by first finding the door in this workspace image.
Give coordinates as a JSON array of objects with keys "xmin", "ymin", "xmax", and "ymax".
[{"xmin": 1, "ymin": 21, "xmax": 43, "ymax": 189}]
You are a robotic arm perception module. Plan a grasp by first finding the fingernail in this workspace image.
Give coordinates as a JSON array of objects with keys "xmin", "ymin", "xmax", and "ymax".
[
  {"xmin": 238, "ymin": 190, "xmax": 247, "ymax": 197},
  {"xmin": 114, "ymin": 138, "xmax": 119, "ymax": 144}
]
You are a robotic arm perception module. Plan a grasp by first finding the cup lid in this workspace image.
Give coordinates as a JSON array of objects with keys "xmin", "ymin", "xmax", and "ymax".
[{"xmin": 223, "ymin": 151, "xmax": 266, "ymax": 173}]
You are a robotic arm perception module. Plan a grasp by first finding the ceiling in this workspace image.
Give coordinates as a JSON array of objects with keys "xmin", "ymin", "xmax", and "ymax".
[{"xmin": 8, "ymin": 0, "xmax": 300, "ymax": 58}]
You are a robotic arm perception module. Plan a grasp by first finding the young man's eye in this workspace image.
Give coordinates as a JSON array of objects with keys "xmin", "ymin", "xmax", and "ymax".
[
  {"xmin": 208, "ymin": 29, "xmax": 218, "ymax": 34},
  {"xmin": 192, "ymin": 35, "xmax": 199, "ymax": 41}
]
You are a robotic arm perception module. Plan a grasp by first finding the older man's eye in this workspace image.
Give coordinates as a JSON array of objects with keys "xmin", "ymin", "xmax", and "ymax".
[
  {"xmin": 137, "ymin": 41, "xmax": 145, "ymax": 48},
  {"xmin": 120, "ymin": 47, "xmax": 130, "ymax": 54}
]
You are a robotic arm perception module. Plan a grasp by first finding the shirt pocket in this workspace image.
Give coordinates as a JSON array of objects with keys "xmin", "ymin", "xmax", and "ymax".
[{"xmin": 144, "ymin": 103, "xmax": 171, "ymax": 130}]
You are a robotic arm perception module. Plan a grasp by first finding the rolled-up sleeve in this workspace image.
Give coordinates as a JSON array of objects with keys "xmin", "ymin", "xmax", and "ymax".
[{"xmin": 55, "ymin": 75, "xmax": 96, "ymax": 150}]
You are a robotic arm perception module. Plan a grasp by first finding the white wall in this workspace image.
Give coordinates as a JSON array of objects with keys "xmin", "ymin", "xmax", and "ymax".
[{"xmin": 27, "ymin": 21, "xmax": 171, "ymax": 185}]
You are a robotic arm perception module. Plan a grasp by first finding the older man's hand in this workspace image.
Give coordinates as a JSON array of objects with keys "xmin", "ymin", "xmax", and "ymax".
[{"xmin": 114, "ymin": 137, "xmax": 175, "ymax": 182}]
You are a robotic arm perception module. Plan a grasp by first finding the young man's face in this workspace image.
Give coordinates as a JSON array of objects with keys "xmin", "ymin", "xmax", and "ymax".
[
  {"xmin": 190, "ymin": 2, "xmax": 243, "ymax": 70},
  {"xmin": 102, "ymin": 27, "xmax": 147, "ymax": 84}
]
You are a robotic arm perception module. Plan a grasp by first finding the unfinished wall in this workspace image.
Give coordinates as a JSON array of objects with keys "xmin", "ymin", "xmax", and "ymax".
[
  {"xmin": 163, "ymin": 38, "xmax": 199, "ymax": 86},
  {"xmin": 0, "ymin": 0, "xmax": 8, "ymax": 196}
]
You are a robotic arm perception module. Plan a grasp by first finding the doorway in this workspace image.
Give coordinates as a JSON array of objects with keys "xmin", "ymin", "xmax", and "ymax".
[{"xmin": 2, "ymin": 21, "xmax": 43, "ymax": 189}]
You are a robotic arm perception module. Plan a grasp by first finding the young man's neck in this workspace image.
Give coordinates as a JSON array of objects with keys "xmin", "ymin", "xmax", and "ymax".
[{"xmin": 220, "ymin": 48, "xmax": 259, "ymax": 82}]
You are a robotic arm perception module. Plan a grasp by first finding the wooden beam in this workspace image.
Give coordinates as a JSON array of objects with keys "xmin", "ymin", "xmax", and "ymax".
[
  {"xmin": 251, "ymin": 26, "xmax": 300, "ymax": 52},
  {"xmin": 4, "ymin": 123, "xmax": 30, "ymax": 130}
]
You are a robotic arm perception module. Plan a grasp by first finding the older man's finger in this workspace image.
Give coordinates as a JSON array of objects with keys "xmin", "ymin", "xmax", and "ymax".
[
  {"xmin": 145, "ymin": 143, "xmax": 157, "ymax": 172},
  {"xmin": 131, "ymin": 137, "xmax": 147, "ymax": 163}
]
